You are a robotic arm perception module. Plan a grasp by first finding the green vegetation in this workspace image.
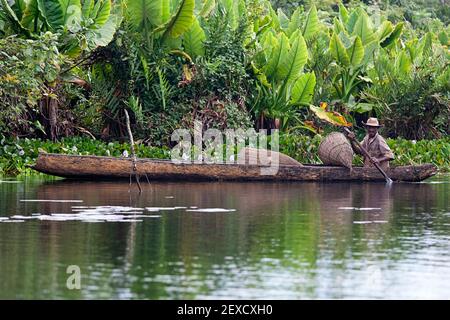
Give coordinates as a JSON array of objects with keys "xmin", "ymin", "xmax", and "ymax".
[
  {"xmin": 1, "ymin": 136, "xmax": 448, "ymax": 176},
  {"xmin": 0, "ymin": 136, "xmax": 170, "ymax": 175},
  {"xmin": 279, "ymin": 134, "xmax": 450, "ymax": 170},
  {"xmin": 0, "ymin": 0, "xmax": 448, "ymax": 176}
]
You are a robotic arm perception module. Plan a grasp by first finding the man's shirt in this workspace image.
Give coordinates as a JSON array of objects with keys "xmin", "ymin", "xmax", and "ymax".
[{"xmin": 358, "ymin": 133, "xmax": 395, "ymax": 170}]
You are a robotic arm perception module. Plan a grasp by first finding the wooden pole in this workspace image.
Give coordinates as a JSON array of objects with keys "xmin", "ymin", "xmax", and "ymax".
[
  {"xmin": 124, "ymin": 109, "xmax": 142, "ymax": 193},
  {"xmin": 344, "ymin": 127, "xmax": 393, "ymax": 184}
]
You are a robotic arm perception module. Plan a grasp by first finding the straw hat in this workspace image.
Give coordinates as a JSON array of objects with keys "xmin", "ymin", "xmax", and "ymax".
[{"xmin": 362, "ymin": 117, "xmax": 382, "ymax": 127}]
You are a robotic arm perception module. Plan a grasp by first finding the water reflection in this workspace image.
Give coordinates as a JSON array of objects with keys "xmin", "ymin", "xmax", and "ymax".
[{"xmin": 0, "ymin": 177, "xmax": 449, "ymax": 299}]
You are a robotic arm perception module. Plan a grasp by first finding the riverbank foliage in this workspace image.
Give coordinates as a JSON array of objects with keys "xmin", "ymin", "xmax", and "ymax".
[
  {"xmin": 0, "ymin": 0, "xmax": 448, "ymax": 174},
  {"xmin": 1, "ymin": 136, "xmax": 448, "ymax": 176}
]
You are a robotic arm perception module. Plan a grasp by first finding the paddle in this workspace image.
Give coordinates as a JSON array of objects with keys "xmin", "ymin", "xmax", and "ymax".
[{"xmin": 343, "ymin": 127, "xmax": 393, "ymax": 185}]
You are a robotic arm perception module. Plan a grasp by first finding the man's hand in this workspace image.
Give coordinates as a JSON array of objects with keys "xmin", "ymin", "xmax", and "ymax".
[
  {"xmin": 347, "ymin": 132, "xmax": 356, "ymax": 140},
  {"xmin": 370, "ymin": 157, "xmax": 380, "ymax": 165}
]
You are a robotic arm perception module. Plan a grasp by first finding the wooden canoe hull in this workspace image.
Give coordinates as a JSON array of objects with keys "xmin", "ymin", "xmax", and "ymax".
[{"xmin": 31, "ymin": 153, "xmax": 438, "ymax": 182}]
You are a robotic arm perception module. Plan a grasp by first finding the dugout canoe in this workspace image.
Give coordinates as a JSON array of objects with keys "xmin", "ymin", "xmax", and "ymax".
[{"xmin": 30, "ymin": 153, "xmax": 438, "ymax": 182}]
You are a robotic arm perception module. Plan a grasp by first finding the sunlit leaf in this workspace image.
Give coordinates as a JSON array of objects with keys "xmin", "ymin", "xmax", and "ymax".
[
  {"xmin": 329, "ymin": 33, "xmax": 349, "ymax": 66},
  {"xmin": 90, "ymin": 0, "xmax": 110, "ymax": 27},
  {"xmin": 127, "ymin": 0, "xmax": 164, "ymax": 31},
  {"xmin": 160, "ymin": 0, "xmax": 195, "ymax": 39},
  {"xmin": 199, "ymin": 0, "xmax": 215, "ymax": 18},
  {"xmin": 183, "ymin": 17, "xmax": 206, "ymax": 57},
  {"xmin": 352, "ymin": 12, "xmax": 376, "ymax": 45},
  {"xmin": 290, "ymin": 72, "xmax": 316, "ymax": 105},
  {"xmin": 347, "ymin": 36, "xmax": 364, "ymax": 66},
  {"xmin": 277, "ymin": 8, "xmax": 289, "ymax": 30},
  {"xmin": 286, "ymin": 6, "xmax": 301, "ymax": 37},
  {"xmin": 276, "ymin": 31, "xmax": 308, "ymax": 81},
  {"xmin": 310, "ymin": 105, "xmax": 352, "ymax": 127},
  {"xmin": 339, "ymin": 3, "xmax": 349, "ymax": 24},
  {"xmin": 396, "ymin": 50, "xmax": 411, "ymax": 74},
  {"xmin": 380, "ymin": 22, "xmax": 403, "ymax": 48},
  {"xmin": 377, "ymin": 20, "xmax": 393, "ymax": 43},
  {"xmin": 265, "ymin": 33, "xmax": 289, "ymax": 80},
  {"xmin": 346, "ymin": 8, "xmax": 359, "ymax": 34},
  {"xmin": 302, "ymin": 5, "xmax": 319, "ymax": 40}
]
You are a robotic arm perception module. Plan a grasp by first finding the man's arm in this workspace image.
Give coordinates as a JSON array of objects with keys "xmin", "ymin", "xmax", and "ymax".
[
  {"xmin": 350, "ymin": 140, "xmax": 363, "ymax": 155},
  {"xmin": 376, "ymin": 136, "xmax": 395, "ymax": 163},
  {"xmin": 346, "ymin": 132, "xmax": 364, "ymax": 155}
]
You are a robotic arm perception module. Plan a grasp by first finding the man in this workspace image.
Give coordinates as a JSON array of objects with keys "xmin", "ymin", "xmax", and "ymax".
[{"xmin": 347, "ymin": 118, "xmax": 394, "ymax": 171}]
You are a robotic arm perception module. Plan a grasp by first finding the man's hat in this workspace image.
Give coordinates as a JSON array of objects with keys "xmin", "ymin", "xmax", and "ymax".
[{"xmin": 362, "ymin": 117, "xmax": 382, "ymax": 127}]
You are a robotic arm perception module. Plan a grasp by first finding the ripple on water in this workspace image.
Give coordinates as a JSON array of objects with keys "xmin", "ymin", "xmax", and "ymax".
[
  {"xmin": 339, "ymin": 207, "xmax": 382, "ymax": 211},
  {"xmin": 185, "ymin": 208, "xmax": 237, "ymax": 213},
  {"xmin": 0, "ymin": 204, "xmax": 236, "ymax": 223},
  {"xmin": 145, "ymin": 207, "xmax": 187, "ymax": 211},
  {"xmin": 2, "ymin": 205, "xmax": 164, "ymax": 223},
  {"xmin": 20, "ymin": 199, "xmax": 83, "ymax": 203},
  {"xmin": 353, "ymin": 220, "xmax": 388, "ymax": 224}
]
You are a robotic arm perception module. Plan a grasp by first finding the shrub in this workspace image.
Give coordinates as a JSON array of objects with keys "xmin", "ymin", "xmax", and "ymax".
[{"xmin": 0, "ymin": 34, "xmax": 62, "ymax": 136}]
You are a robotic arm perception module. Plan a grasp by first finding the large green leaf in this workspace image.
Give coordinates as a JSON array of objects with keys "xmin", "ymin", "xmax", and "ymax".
[
  {"xmin": 127, "ymin": 0, "xmax": 163, "ymax": 31},
  {"xmin": 329, "ymin": 32, "xmax": 349, "ymax": 66},
  {"xmin": 276, "ymin": 31, "xmax": 308, "ymax": 82},
  {"xmin": 183, "ymin": 17, "xmax": 205, "ymax": 57},
  {"xmin": 352, "ymin": 13, "xmax": 376, "ymax": 45},
  {"xmin": 346, "ymin": 9, "xmax": 359, "ymax": 34},
  {"xmin": 361, "ymin": 39, "xmax": 378, "ymax": 65},
  {"xmin": 82, "ymin": 0, "xmax": 93, "ymax": 18},
  {"xmin": 89, "ymin": 0, "xmax": 110, "ymax": 26},
  {"xmin": 419, "ymin": 32, "xmax": 433, "ymax": 58},
  {"xmin": 258, "ymin": 31, "xmax": 277, "ymax": 65},
  {"xmin": 161, "ymin": 0, "xmax": 170, "ymax": 23},
  {"xmin": 277, "ymin": 8, "xmax": 289, "ymax": 30},
  {"xmin": 11, "ymin": 0, "xmax": 27, "ymax": 20},
  {"xmin": 396, "ymin": 50, "xmax": 411, "ymax": 74},
  {"xmin": 302, "ymin": 4, "xmax": 319, "ymax": 40},
  {"xmin": 160, "ymin": 0, "xmax": 195, "ymax": 39},
  {"xmin": 406, "ymin": 38, "xmax": 419, "ymax": 61},
  {"xmin": 90, "ymin": 11, "xmax": 118, "ymax": 47},
  {"xmin": 37, "ymin": 0, "xmax": 64, "ymax": 29},
  {"xmin": 268, "ymin": 5, "xmax": 279, "ymax": 30},
  {"xmin": 338, "ymin": 30, "xmax": 352, "ymax": 48},
  {"xmin": 265, "ymin": 33, "xmax": 289, "ymax": 80},
  {"xmin": 20, "ymin": 0, "xmax": 40, "ymax": 31},
  {"xmin": 36, "ymin": 0, "xmax": 83, "ymax": 30},
  {"xmin": 290, "ymin": 72, "xmax": 316, "ymax": 105},
  {"xmin": 0, "ymin": 0, "xmax": 31, "ymax": 35},
  {"xmin": 333, "ymin": 17, "xmax": 346, "ymax": 36},
  {"xmin": 377, "ymin": 20, "xmax": 393, "ymax": 43},
  {"xmin": 199, "ymin": 0, "xmax": 215, "ymax": 18},
  {"xmin": 221, "ymin": 0, "xmax": 241, "ymax": 30},
  {"xmin": 251, "ymin": 62, "xmax": 270, "ymax": 88},
  {"xmin": 380, "ymin": 22, "xmax": 403, "ymax": 48},
  {"xmin": 62, "ymin": 0, "xmax": 82, "ymax": 29},
  {"xmin": 347, "ymin": 36, "xmax": 364, "ymax": 66},
  {"xmin": 339, "ymin": 3, "xmax": 348, "ymax": 24},
  {"xmin": 286, "ymin": 6, "xmax": 301, "ymax": 37}
]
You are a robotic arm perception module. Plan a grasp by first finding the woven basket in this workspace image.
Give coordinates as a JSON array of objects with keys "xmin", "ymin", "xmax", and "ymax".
[
  {"xmin": 237, "ymin": 147, "xmax": 302, "ymax": 166},
  {"xmin": 318, "ymin": 132, "xmax": 354, "ymax": 168}
]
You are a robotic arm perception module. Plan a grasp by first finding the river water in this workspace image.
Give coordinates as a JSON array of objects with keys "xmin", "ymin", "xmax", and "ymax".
[{"xmin": 0, "ymin": 175, "xmax": 449, "ymax": 299}]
